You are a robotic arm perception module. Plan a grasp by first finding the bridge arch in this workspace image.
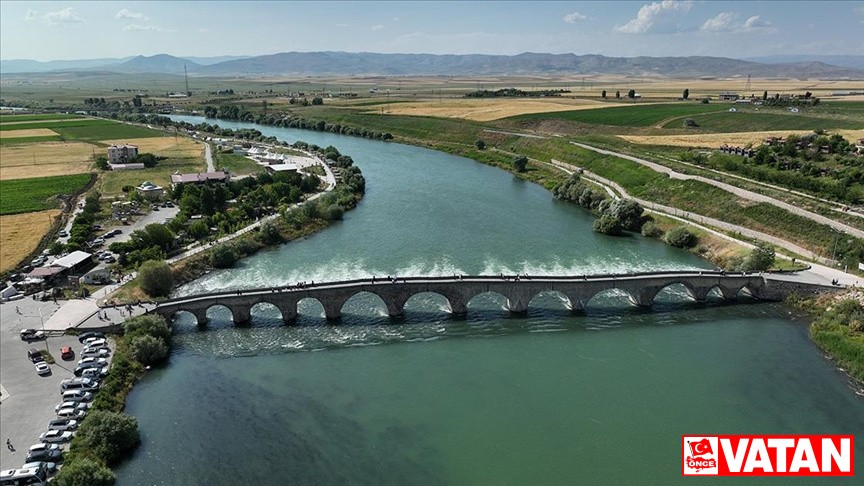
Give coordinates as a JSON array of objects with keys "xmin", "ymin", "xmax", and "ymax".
[
  {"xmin": 648, "ymin": 282, "xmax": 701, "ymax": 305},
  {"xmin": 340, "ymin": 291, "xmax": 393, "ymax": 320},
  {"xmin": 296, "ymin": 297, "xmax": 326, "ymax": 322},
  {"xmin": 171, "ymin": 309, "xmax": 205, "ymax": 328},
  {"xmin": 249, "ymin": 301, "xmax": 285, "ymax": 325},
  {"xmin": 403, "ymin": 292, "xmax": 454, "ymax": 316},
  {"xmin": 206, "ymin": 303, "xmax": 242, "ymax": 325},
  {"xmin": 528, "ymin": 290, "xmax": 573, "ymax": 311},
  {"xmin": 583, "ymin": 288, "xmax": 638, "ymax": 309},
  {"xmin": 466, "ymin": 291, "xmax": 516, "ymax": 314}
]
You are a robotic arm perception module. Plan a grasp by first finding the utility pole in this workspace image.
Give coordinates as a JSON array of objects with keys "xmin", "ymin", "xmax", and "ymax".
[{"xmin": 184, "ymin": 64, "xmax": 190, "ymax": 96}]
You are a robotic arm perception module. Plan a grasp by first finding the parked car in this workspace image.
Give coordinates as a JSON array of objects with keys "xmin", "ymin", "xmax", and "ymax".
[
  {"xmin": 78, "ymin": 331, "xmax": 104, "ymax": 343},
  {"xmin": 20, "ymin": 329, "xmax": 46, "ymax": 341},
  {"xmin": 60, "ymin": 346, "xmax": 74, "ymax": 360},
  {"xmin": 28, "ymin": 348, "xmax": 44, "ymax": 363},
  {"xmin": 81, "ymin": 347, "xmax": 110, "ymax": 358},
  {"xmin": 55, "ymin": 401, "xmax": 90, "ymax": 413},
  {"xmin": 25, "ymin": 448, "xmax": 62, "ymax": 463},
  {"xmin": 27, "ymin": 443, "xmax": 60, "ymax": 454},
  {"xmin": 82, "ymin": 337, "xmax": 106, "ymax": 347},
  {"xmin": 77, "ymin": 357, "xmax": 108, "ymax": 368},
  {"xmin": 35, "ymin": 362, "xmax": 51, "ymax": 376},
  {"xmin": 47, "ymin": 418, "xmax": 79, "ymax": 431},
  {"xmin": 103, "ymin": 255, "xmax": 117, "ymax": 263},
  {"xmin": 60, "ymin": 377, "xmax": 99, "ymax": 392},
  {"xmin": 80, "ymin": 366, "xmax": 109, "ymax": 379},
  {"xmin": 21, "ymin": 461, "xmax": 57, "ymax": 474},
  {"xmin": 38, "ymin": 430, "xmax": 73, "ymax": 443},
  {"xmin": 61, "ymin": 390, "xmax": 93, "ymax": 402},
  {"xmin": 58, "ymin": 230, "xmax": 68, "ymax": 237},
  {"xmin": 56, "ymin": 408, "xmax": 87, "ymax": 420}
]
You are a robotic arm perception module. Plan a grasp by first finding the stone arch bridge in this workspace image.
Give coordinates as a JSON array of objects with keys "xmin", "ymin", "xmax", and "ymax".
[{"xmin": 149, "ymin": 271, "xmax": 837, "ymax": 326}]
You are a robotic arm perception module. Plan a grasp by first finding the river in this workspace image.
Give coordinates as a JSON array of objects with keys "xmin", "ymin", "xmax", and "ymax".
[{"xmin": 114, "ymin": 117, "xmax": 864, "ymax": 484}]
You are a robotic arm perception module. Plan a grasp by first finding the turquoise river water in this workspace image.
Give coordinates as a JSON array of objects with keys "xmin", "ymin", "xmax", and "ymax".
[{"xmin": 113, "ymin": 117, "xmax": 863, "ymax": 485}]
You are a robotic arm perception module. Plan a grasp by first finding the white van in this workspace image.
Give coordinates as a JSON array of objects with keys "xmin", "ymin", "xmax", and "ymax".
[
  {"xmin": 60, "ymin": 377, "xmax": 98, "ymax": 392},
  {"xmin": 0, "ymin": 466, "xmax": 47, "ymax": 486}
]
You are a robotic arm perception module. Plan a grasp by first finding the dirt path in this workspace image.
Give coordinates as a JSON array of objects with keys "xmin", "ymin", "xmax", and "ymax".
[{"xmin": 570, "ymin": 142, "xmax": 864, "ymax": 239}]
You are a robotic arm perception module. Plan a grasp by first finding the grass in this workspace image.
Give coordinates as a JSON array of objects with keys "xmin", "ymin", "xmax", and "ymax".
[
  {"xmin": 0, "ymin": 173, "xmax": 92, "ymax": 215},
  {"xmin": 0, "ymin": 118, "xmax": 113, "ymax": 131},
  {"xmin": 663, "ymin": 111, "xmax": 864, "ymax": 132},
  {"xmin": 95, "ymin": 146, "xmax": 204, "ymax": 197},
  {"xmin": 0, "ymin": 128, "xmax": 59, "ymax": 138},
  {"xmin": 0, "ymin": 135, "xmax": 62, "ymax": 145},
  {"xmin": 0, "ymin": 209, "xmax": 60, "ymax": 273},
  {"xmin": 53, "ymin": 123, "xmax": 162, "ymax": 142},
  {"xmin": 0, "ymin": 113, "xmax": 83, "ymax": 122},
  {"xmin": 509, "ymin": 102, "xmax": 725, "ymax": 127},
  {"xmin": 214, "ymin": 151, "xmax": 262, "ymax": 176}
]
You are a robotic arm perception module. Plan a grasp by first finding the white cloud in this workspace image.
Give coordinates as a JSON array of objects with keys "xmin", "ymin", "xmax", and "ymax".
[
  {"xmin": 563, "ymin": 12, "xmax": 587, "ymax": 24},
  {"xmin": 335, "ymin": 23, "xmax": 349, "ymax": 28},
  {"xmin": 743, "ymin": 15, "xmax": 773, "ymax": 32},
  {"xmin": 116, "ymin": 9, "xmax": 149, "ymax": 21},
  {"xmin": 615, "ymin": 0, "xmax": 692, "ymax": 34},
  {"xmin": 371, "ymin": 24, "xmax": 385, "ymax": 31},
  {"xmin": 700, "ymin": 12, "xmax": 738, "ymax": 32},
  {"xmin": 43, "ymin": 7, "xmax": 85, "ymax": 26},
  {"xmin": 123, "ymin": 24, "xmax": 161, "ymax": 32},
  {"xmin": 25, "ymin": 9, "xmax": 38, "ymax": 21},
  {"xmin": 198, "ymin": 27, "xmax": 210, "ymax": 33}
]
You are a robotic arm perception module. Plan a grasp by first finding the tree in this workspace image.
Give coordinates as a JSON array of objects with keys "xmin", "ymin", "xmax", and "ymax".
[
  {"xmin": 52, "ymin": 458, "xmax": 115, "ymax": 486},
  {"xmin": 512, "ymin": 155, "xmax": 528, "ymax": 173},
  {"xmin": 258, "ymin": 222, "xmax": 284, "ymax": 245},
  {"xmin": 311, "ymin": 97, "xmax": 324, "ymax": 105},
  {"xmin": 601, "ymin": 90, "xmax": 607, "ymax": 98},
  {"xmin": 664, "ymin": 226, "xmax": 697, "ymax": 248},
  {"xmin": 73, "ymin": 410, "xmax": 140, "ymax": 465},
  {"xmin": 209, "ymin": 244, "xmax": 238, "ymax": 268},
  {"xmin": 743, "ymin": 243, "xmax": 775, "ymax": 271},
  {"xmin": 474, "ymin": 139, "xmax": 486, "ymax": 150},
  {"xmin": 138, "ymin": 260, "xmax": 173, "ymax": 297},
  {"xmin": 682, "ymin": 88, "xmax": 689, "ymax": 100},
  {"xmin": 187, "ymin": 220, "xmax": 209, "ymax": 239},
  {"xmin": 130, "ymin": 334, "xmax": 169, "ymax": 365},
  {"xmin": 593, "ymin": 213, "xmax": 623, "ymax": 235},
  {"xmin": 615, "ymin": 90, "xmax": 621, "ymax": 99},
  {"xmin": 123, "ymin": 314, "xmax": 171, "ymax": 343},
  {"xmin": 607, "ymin": 199, "xmax": 644, "ymax": 231},
  {"xmin": 627, "ymin": 89, "xmax": 636, "ymax": 99},
  {"xmin": 762, "ymin": 90, "xmax": 768, "ymax": 101}
]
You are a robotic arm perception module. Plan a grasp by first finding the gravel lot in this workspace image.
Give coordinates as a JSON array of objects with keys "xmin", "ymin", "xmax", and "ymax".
[{"xmin": 0, "ymin": 297, "xmax": 113, "ymax": 470}]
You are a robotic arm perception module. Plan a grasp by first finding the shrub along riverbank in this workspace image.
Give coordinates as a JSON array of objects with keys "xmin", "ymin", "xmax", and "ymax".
[{"xmin": 53, "ymin": 315, "xmax": 171, "ymax": 485}]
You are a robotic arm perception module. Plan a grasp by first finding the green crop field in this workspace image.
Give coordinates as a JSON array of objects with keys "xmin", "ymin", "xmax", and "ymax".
[
  {"xmin": 0, "ymin": 135, "xmax": 62, "ymax": 145},
  {"xmin": 0, "ymin": 113, "xmax": 84, "ymax": 122},
  {"xmin": 509, "ymin": 103, "xmax": 726, "ymax": 127},
  {"xmin": 52, "ymin": 123, "xmax": 162, "ymax": 142},
  {"xmin": 0, "ymin": 173, "xmax": 92, "ymax": 215},
  {"xmin": 661, "ymin": 111, "xmax": 864, "ymax": 132},
  {"xmin": 0, "ymin": 118, "xmax": 114, "ymax": 131}
]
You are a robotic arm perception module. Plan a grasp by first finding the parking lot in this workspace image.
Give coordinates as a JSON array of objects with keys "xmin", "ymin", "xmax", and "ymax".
[{"xmin": 0, "ymin": 297, "xmax": 113, "ymax": 470}]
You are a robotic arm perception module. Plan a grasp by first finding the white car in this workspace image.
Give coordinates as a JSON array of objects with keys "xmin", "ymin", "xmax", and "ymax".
[
  {"xmin": 28, "ymin": 443, "xmax": 60, "ymax": 454},
  {"xmin": 47, "ymin": 419, "xmax": 78, "ymax": 431},
  {"xmin": 35, "ymin": 362, "xmax": 51, "ymax": 376},
  {"xmin": 77, "ymin": 357, "xmax": 108, "ymax": 368},
  {"xmin": 81, "ymin": 348, "xmax": 110, "ymax": 358},
  {"xmin": 82, "ymin": 337, "xmax": 107, "ymax": 347},
  {"xmin": 80, "ymin": 366, "xmax": 109, "ymax": 379},
  {"xmin": 39, "ymin": 430, "xmax": 73, "ymax": 443},
  {"xmin": 56, "ymin": 408, "xmax": 86, "ymax": 420},
  {"xmin": 61, "ymin": 390, "xmax": 93, "ymax": 402},
  {"xmin": 55, "ymin": 401, "xmax": 89, "ymax": 413}
]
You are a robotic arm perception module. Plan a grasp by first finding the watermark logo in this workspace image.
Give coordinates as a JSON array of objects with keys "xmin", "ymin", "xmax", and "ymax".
[
  {"xmin": 682, "ymin": 435, "xmax": 854, "ymax": 476},
  {"xmin": 683, "ymin": 436, "xmax": 719, "ymax": 475}
]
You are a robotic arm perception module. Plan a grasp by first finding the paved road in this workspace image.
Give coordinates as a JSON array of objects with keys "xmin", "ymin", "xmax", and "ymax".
[
  {"xmin": 548, "ymin": 159, "xmax": 860, "ymax": 287},
  {"xmin": 204, "ymin": 141, "xmax": 214, "ymax": 172},
  {"xmin": 571, "ymin": 142, "xmax": 864, "ymax": 239}
]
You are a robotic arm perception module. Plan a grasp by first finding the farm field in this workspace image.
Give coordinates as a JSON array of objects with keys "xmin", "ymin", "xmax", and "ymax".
[
  {"xmin": 0, "ymin": 209, "xmax": 60, "ymax": 273},
  {"xmin": 364, "ymin": 98, "xmax": 620, "ymax": 121},
  {"xmin": 661, "ymin": 110, "xmax": 864, "ymax": 132},
  {"xmin": 0, "ymin": 128, "xmax": 58, "ymax": 139},
  {"xmin": 54, "ymin": 123, "xmax": 162, "ymax": 142},
  {"xmin": 0, "ymin": 135, "xmax": 62, "ymax": 145},
  {"xmin": 0, "ymin": 118, "xmax": 86, "ymax": 126},
  {"xmin": 0, "ymin": 173, "xmax": 92, "ymax": 215},
  {"xmin": 0, "ymin": 141, "xmax": 96, "ymax": 180},
  {"xmin": 619, "ymin": 129, "xmax": 864, "ymax": 148},
  {"xmin": 0, "ymin": 113, "xmax": 83, "ymax": 122},
  {"xmin": 0, "ymin": 118, "xmax": 112, "ymax": 131},
  {"xmin": 509, "ymin": 102, "xmax": 726, "ymax": 127},
  {"xmin": 214, "ymin": 151, "xmax": 261, "ymax": 176}
]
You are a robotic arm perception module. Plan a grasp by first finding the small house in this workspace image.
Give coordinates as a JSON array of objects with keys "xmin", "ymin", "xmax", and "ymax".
[
  {"xmin": 718, "ymin": 92, "xmax": 739, "ymax": 101},
  {"xmin": 135, "ymin": 181, "xmax": 164, "ymax": 200},
  {"xmin": 107, "ymin": 144, "xmax": 139, "ymax": 164}
]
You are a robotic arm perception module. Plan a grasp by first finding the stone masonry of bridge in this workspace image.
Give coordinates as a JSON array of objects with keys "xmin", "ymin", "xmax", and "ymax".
[{"xmin": 149, "ymin": 271, "xmax": 841, "ymax": 326}]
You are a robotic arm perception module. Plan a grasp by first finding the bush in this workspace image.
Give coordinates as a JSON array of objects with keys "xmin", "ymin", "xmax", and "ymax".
[
  {"xmin": 641, "ymin": 221, "xmax": 663, "ymax": 237},
  {"xmin": 52, "ymin": 458, "xmax": 115, "ymax": 486},
  {"xmin": 683, "ymin": 118, "xmax": 699, "ymax": 127},
  {"xmin": 512, "ymin": 155, "xmax": 528, "ymax": 173},
  {"xmin": 742, "ymin": 243, "xmax": 775, "ymax": 271},
  {"xmin": 209, "ymin": 244, "xmax": 238, "ymax": 268},
  {"xmin": 257, "ymin": 222, "xmax": 284, "ymax": 245},
  {"xmin": 665, "ymin": 226, "xmax": 697, "ymax": 248},
  {"xmin": 323, "ymin": 204, "xmax": 344, "ymax": 221},
  {"xmin": 123, "ymin": 314, "xmax": 171, "ymax": 343},
  {"xmin": 474, "ymin": 139, "xmax": 486, "ymax": 150},
  {"xmin": 72, "ymin": 410, "xmax": 140, "ymax": 465},
  {"xmin": 138, "ymin": 260, "xmax": 173, "ymax": 297},
  {"xmin": 593, "ymin": 213, "xmax": 623, "ymax": 235},
  {"xmin": 130, "ymin": 335, "xmax": 169, "ymax": 365}
]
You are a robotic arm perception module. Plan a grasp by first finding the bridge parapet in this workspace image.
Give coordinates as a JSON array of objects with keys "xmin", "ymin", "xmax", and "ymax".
[{"xmin": 149, "ymin": 272, "xmax": 841, "ymax": 326}]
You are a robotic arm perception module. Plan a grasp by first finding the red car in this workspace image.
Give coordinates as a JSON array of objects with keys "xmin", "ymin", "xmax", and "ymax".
[{"xmin": 60, "ymin": 346, "xmax": 74, "ymax": 360}]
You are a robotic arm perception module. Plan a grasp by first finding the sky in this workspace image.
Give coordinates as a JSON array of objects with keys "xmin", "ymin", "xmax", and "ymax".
[{"xmin": 1, "ymin": 1, "xmax": 863, "ymax": 61}]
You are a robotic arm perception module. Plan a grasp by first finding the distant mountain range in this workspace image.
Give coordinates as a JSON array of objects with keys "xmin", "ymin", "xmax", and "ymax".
[{"xmin": 2, "ymin": 52, "xmax": 862, "ymax": 78}]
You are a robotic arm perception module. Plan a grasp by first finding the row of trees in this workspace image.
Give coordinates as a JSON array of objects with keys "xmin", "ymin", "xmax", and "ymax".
[
  {"xmin": 54, "ymin": 192, "xmax": 101, "ymax": 255},
  {"xmin": 600, "ymin": 89, "xmax": 638, "ymax": 99}
]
